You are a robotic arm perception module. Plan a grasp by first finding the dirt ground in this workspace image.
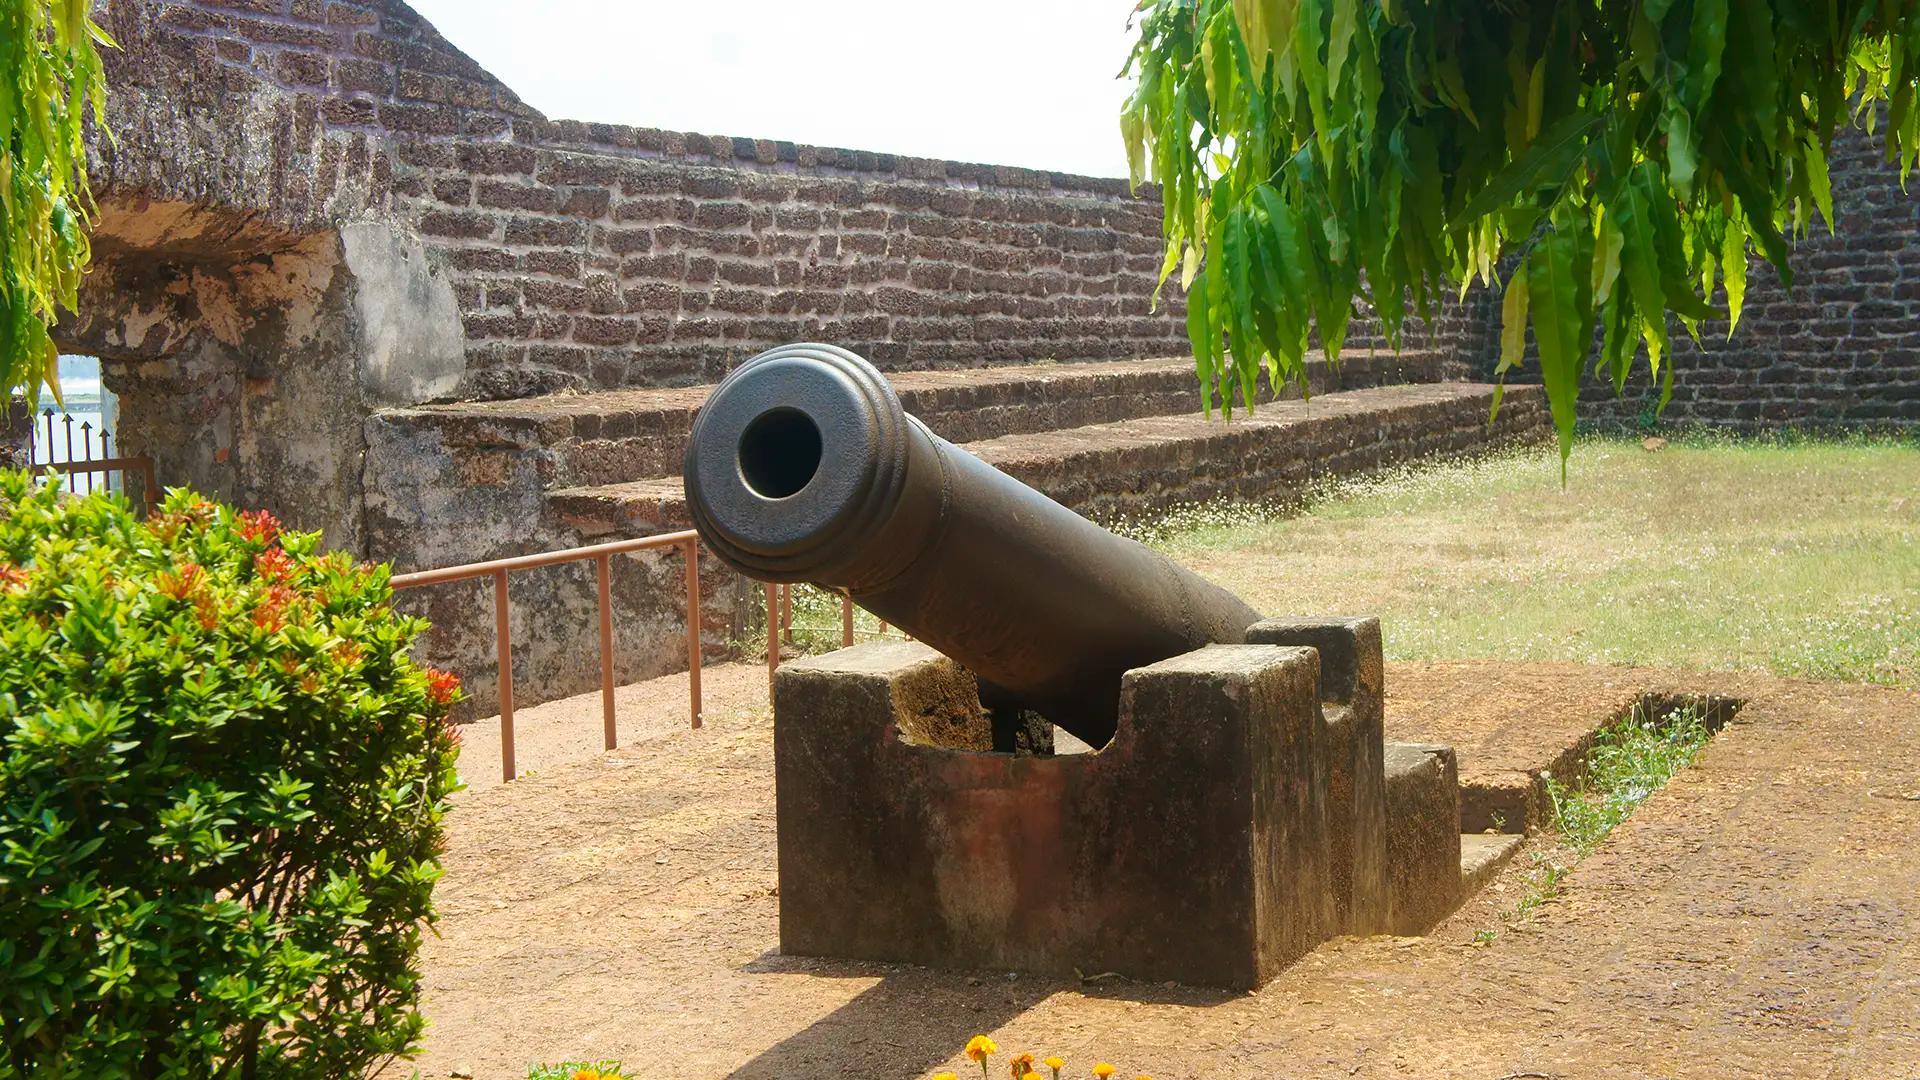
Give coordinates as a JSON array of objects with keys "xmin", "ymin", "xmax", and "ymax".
[{"xmin": 406, "ymin": 661, "xmax": 1920, "ymax": 1079}]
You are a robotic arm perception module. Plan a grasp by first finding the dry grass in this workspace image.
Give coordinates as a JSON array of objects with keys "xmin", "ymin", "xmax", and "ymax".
[{"xmin": 1147, "ymin": 432, "xmax": 1919, "ymax": 690}]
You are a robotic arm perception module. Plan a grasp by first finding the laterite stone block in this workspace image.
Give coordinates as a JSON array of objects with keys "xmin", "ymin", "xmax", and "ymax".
[
  {"xmin": 1245, "ymin": 616, "xmax": 1389, "ymax": 936},
  {"xmin": 1382, "ymin": 742, "xmax": 1462, "ymax": 935},
  {"xmin": 773, "ymin": 641, "xmax": 1333, "ymax": 990}
]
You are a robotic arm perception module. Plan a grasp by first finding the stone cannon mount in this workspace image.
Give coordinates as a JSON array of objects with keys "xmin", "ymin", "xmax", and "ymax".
[
  {"xmin": 774, "ymin": 616, "xmax": 1468, "ymax": 989},
  {"xmin": 683, "ymin": 344, "xmax": 1484, "ymax": 989}
]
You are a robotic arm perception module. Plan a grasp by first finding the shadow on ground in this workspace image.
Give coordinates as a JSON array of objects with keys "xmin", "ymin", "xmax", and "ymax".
[{"xmin": 728, "ymin": 953, "xmax": 1236, "ymax": 1079}]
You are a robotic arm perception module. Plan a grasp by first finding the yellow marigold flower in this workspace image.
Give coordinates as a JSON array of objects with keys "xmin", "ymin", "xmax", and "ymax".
[
  {"xmin": 933, "ymin": 1074, "xmax": 959, "ymax": 1080},
  {"xmin": 571, "ymin": 1072, "xmax": 600, "ymax": 1080},
  {"xmin": 1044, "ymin": 1057, "xmax": 1064, "ymax": 1078},
  {"xmin": 966, "ymin": 1035, "xmax": 998, "ymax": 1062},
  {"xmin": 1023, "ymin": 1074, "xmax": 1044, "ymax": 1080},
  {"xmin": 1009, "ymin": 1052, "xmax": 1035, "ymax": 1077},
  {"xmin": 1092, "ymin": 1065, "xmax": 1116, "ymax": 1079}
]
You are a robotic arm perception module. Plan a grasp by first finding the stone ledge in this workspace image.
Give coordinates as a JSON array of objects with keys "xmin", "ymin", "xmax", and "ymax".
[
  {"xmin": 1460, "ymin": 833, "xmax": 1524, "ymax": 894},
  {"xmin": 546, "ymin": 382, "xmax": 1551, "ymax": 537},
  {"xmin": 1383, "ymin": 742, "xmax": 1463, "ymax": 935},
  {"xmin": 376, "ymin": 350, "xmax": 1452, "ymax": 488}
]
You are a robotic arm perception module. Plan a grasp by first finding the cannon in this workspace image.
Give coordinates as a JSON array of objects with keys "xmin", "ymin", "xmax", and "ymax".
[
  {"xmin": 683, "ymin": 342, "xmax": 1262, "ymax": 748},
  {"xmin": 684, "ymin": 344, "xmax": 1457, "ymax": 988}
]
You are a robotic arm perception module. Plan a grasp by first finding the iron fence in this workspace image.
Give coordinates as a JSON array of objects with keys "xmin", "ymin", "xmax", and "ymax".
[{"xmin": 27, "ymin": 408, "xmax": 157, "ymax": 509}]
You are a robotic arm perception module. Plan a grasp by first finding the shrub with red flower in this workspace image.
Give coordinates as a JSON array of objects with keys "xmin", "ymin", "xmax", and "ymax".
[
  {"xmin": 235, "ymin": 508, "xmax": 281, "ymax": 545},
  {"xmin": 154, "ymin": 562, "xmax": 206, "ymax": 601},
  {"xmin": 0, "ymin": 471, "xmax": 462, "ymax": 1077},
  {"xmin": 254, "ymin": 547, "xmax": 297, "ymax": 584},
  {"xmin": 251, "ymin": 584, "xmax": 299, "ymax": 631},
  {"xmin": 423, "ymin": 667, "xmax": 462, "ymax": 708}
]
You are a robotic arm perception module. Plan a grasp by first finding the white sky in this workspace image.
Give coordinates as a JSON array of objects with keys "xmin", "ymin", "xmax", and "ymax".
[{"xmin": 406, "ymin": 1, "xmax": 1142, "ymax": 179}]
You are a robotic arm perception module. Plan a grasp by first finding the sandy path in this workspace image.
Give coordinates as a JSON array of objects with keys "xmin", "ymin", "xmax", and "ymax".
[{"xmin": 409, "ymin": 663, "xmax": 1920, "ymax": 1079}]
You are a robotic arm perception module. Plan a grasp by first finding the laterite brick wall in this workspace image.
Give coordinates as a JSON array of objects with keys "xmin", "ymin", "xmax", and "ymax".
[{"xmin": 1490, "ymin": 128, "xmax": 1920, "ymax": 430}]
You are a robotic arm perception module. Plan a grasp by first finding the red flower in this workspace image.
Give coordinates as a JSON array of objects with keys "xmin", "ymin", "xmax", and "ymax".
[
  {"xmin": 236, "ymin": 509, "xmax": 281, "ymax": 545},
  {"xmin": 156, "ymin": 563, "xmax": 206, "ymax": 602},
  {"xmin": 330, "ymin": 641, "xmax": 365, "ymax": 667},
  {"xmin": 254, "ymin": 547, "xmax": 297, "ymax": 584},
  {"xmin": 251, "ymin": 584, "xmax": 300, "ymax": 631},
  {"xmin": 423, "ymin": 667, "xmax": 461, "ymax": 707},
  {"xmin": 0, "ymin": 563, "xmax": 29, "ymax": 593}
]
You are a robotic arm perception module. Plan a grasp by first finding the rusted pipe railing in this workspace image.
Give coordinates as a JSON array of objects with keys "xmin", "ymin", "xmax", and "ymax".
[
  {"xmin": 764, "ymin": 585, "xmax": 910, "ymax": 700},
  {"xmin": 766, "ymin": 583, "xmax": 779, "ymax": 705},
  {"xmin": 392, "ymin": 531, "xmax": 703, "ymax": 783}
]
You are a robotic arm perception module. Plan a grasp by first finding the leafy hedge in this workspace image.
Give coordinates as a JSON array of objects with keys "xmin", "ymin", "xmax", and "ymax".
[{"xmin": 0, "ymin": 472, "xmax": 462, "ymax": 1077}]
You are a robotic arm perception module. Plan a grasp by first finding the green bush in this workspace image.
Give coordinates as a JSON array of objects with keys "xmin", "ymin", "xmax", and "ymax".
[
  {"xmin": 0, "ymin": 472, "xmax": 462, "ymax": 1077},
  {"xmin": 528, "ymin": 1064, "xmax": 626, "ymax": 1080}
]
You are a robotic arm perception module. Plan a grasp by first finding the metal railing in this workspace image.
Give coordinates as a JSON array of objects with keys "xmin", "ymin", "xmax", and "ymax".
[
  {"xmin": 392, "ymin": 531, "xmax": 704, "ymax": 783},
  {"xmin": 762, "ymin": 582, "xmax": 897, "ymax": 702},
  {"xmin": 27, "ymin": 409, "xmax": 156, "ymax": 509}
]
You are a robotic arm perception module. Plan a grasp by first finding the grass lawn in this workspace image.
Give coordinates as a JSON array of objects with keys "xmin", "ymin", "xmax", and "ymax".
[{"xmin": 1145, "ymin": 433, "xmax": 1919, "ymax": 690}]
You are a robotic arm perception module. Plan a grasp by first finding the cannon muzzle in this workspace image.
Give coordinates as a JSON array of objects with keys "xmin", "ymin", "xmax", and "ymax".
[{"xmin": 685, "ymin": 343, "xmax": 1260, "ymax": 747}]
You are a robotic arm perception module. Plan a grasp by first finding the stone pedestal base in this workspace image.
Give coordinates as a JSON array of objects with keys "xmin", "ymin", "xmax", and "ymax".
[
  {"xmin": 773, "ymin": 640, "xmax": 1334, "ymax": 990},
  {"xmin": 1245, "ymin": 617, "xmax": 1389, "ymax": 935},
  {"xmin": 1382, "ymin": 742, "xmax": 1463, "ymax": 934}
]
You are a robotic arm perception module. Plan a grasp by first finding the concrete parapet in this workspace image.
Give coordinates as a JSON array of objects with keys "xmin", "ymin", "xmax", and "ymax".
[{"xmin": 772, "ymin": 641, "xmax": 1333, "ymax": 990}]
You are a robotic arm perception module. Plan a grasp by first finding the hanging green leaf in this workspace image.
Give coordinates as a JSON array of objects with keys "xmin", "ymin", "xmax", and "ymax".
[
  {"xmin": 1721, "ymin": 218, "xmax": 1749, "ymax": 334},
  {"xmin": 1123, "ymin": 0, "xmax": 1920, "ymax": 465},
  {"xmin": 1, "ymin": 0, "xmax": 112, "ymax": 410},
  {"xmin": 1496, "ymin": 262, "xmax": 1530, "ymax": 378},
  {"xmin": 1186, "ymin": 267, "xmax": 1220, "ymax": 418},
  {"xmin": 1466, "ymin": 113, "xmax": 1606, "ymax": 225},
  {"xmin": 1529, "ymin": 224, "xmax": 1593, "ymax": 472}
]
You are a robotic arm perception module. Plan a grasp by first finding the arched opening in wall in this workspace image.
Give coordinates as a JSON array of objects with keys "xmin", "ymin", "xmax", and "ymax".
[
  {"xmin": 61, "ymin": 201, "xmax": 469, "ymax": 554},
  {"xmin": 22, "ymin": 354, "xmax": 148, "ymax": 503}
]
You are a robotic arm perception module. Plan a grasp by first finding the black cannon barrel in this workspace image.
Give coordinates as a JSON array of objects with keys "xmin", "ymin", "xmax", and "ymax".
[{"xmin": 684, "ymin": 343, "xmax": 1260, "ymax": 747}]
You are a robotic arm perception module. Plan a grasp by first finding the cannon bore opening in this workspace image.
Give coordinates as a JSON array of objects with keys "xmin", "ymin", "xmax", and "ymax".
[{"xmin": 737, "ymin": 407, "xmax": 822, "ymax": 500}]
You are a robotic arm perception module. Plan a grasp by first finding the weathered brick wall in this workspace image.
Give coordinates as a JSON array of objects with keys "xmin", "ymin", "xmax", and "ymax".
[
  {"xmin": 98, "ymin": 0, "xmax": 1920, "ymax": 423},
  {"xmin": 93, "ymin": 0, "xmax": 1508, "ymax": 405},
  {"xmin": 1486, "ymin": 128, "xmax": 1920, "ymax": 430},
  {"xmin": 99, "ymin": 0, "xmax": 1193, "ymax": 396},
  {"xmin": 407, "ymin": 133, "xmax": 1186, "ymax": 392}
]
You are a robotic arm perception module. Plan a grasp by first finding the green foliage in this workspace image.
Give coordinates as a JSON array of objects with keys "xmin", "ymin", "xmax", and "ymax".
[
  {"xmin": 1481, "ymin": 704, "xmax": 1714, "ymax": 938},
  {"xmin": 1545, "ymin": 704, "xmax": 1714, "ymax": 855},
  {"xmin": 1507, "ymin": 853, "xmax": 1570, "ymax": 921},
  {"xmin": 527, "ymin": 1063, "xmax": 626, "ymax": 1079},
  {"xmin": 0, "ymin": 473, "xmax": 463, "ymax": 1077},
  {"xmin": 1122, "ymin": 0, "xmax": 1920, "ymax": 467},
  {"xmin": 742, "ymin": 582, "xmax": 907, "ymax": 662},
  {"xmin": 1, "ymin": 1, "xmax": 114, "ymax": 407}
]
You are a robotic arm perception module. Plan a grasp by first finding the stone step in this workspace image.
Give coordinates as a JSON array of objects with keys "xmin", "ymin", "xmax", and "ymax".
[
  {"xmin": 1383, "ymin": 742, "xmax": 1463, "ymax": 936},
  {"xmin": 1460, "ymin": 832, "xmax": 1524, "ymax": 894},
  {"xmin": 547, "ymin": 381, "xmax": 1549, "ymax": 536},
  {"xmin": 378, "ymin": 349, "xmax": 1453, "ymax": 490}
]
